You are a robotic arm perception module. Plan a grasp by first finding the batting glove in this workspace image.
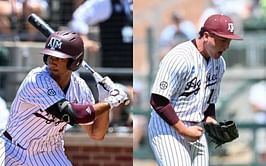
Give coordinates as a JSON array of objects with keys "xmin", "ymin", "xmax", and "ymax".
[
  {"xmin": 104, "ymin": 88, "xmax": 129, "ymax": 109},
  {"xmin": 97, "ymin": 83, "xmax": 109, "ymax": 102},
  {"xmin": 98, "ymin": 76, "xmax": 115, "ymax": 91}
]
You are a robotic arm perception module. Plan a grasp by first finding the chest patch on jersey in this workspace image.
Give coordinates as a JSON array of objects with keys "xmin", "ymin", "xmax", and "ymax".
[
  {"xmin": 47, "ymin": 89, "xmax": 56, "ymax": 96},
  {"xmin": 159, "ymin": 81, "xmax": 168, "ymax": 90}
]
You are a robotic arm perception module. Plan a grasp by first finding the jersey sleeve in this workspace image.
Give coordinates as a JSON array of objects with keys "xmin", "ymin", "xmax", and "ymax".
[
  {"xmin": 151, "ymin": 52, "xmax": 190, "ymax": 100},
  {"xmin": 19, "ymin": 73, "xmax": 65, "ymax": 111}
]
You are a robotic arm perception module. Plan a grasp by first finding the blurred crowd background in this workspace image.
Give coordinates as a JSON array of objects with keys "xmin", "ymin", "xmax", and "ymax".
[{"xmin": 133, "ymin": 0, "xmax": 266, "ymax": 166}]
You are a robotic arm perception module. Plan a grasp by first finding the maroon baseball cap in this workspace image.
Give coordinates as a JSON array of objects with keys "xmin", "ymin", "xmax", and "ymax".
[{"xmin": 203, "ymin": 14, "xmax": 242, "ymax": 40}]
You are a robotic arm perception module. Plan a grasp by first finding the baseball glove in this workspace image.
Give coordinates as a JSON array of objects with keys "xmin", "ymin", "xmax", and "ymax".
[{"xmin": 204, "ymin": 120, "xmax": 239, "ymax": 147}]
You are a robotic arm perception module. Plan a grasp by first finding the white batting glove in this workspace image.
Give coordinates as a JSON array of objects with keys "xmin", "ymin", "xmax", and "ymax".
[
  {"xmin": 98, "ymin": 76, "xmax": 115, "ymax": 91},
  {"xmin": 97, "ymin": 76, "xmax": 115, "ymax": 102},
  {"xmin": 97, "ymin": 83, "xmax": 109, "ymax": 102},
  {"xmin": 104, "ymin": 88, "xmax": 129, "ymax": 109}
]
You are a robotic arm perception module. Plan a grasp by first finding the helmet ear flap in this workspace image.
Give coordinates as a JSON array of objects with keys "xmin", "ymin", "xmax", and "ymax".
[
  {"xmin": 67, "ymin": 59, "xmax": 74, "ymax": 70},
  {"xmin": 67, "ymin": 58, "xmax": 83, "ymax": 71},
  {"xmin": 43, "ymin": 55, "xmax": 48, "ymax": 65}
]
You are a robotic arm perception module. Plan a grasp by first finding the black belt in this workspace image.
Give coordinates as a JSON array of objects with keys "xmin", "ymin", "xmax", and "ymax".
[{"xmin": 3, "ymin": 131, "xmax": 25, "ymax": 150}]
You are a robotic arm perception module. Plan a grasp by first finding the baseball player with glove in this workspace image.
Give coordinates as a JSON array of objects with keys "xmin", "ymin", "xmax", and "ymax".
[
  {"xmin": 148, "ymin": 14, "xmax": 241, "ymax": 166},
  {"xmin": 0, "ymin": 31, "xmax": 129, "ymax": 165}
]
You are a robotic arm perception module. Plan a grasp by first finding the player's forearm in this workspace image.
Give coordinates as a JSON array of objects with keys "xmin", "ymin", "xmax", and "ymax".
[
  {"xmin": 90, "ymin": 111, "xmax": 109, "ymax": 140},
  {"xmin": 173, "ymin": 120, "xmax": 203, "ymax": 142},
  {"xmin": 173, "ymin": 120, "xmax": 186, "ymax": 134},
  {"xmin": 150, "ymin": 93, "xmax": 179, "ymax": 125},
  {"xmin": 92, "ymin": 102, "xmax": 111, "ymax": 117},
  {"xmin": 89, "ymin": 102, "xmax": 111, "ymax": 137}
]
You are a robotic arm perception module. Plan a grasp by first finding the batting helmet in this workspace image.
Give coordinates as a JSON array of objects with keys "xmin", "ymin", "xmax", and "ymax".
[{"xmin": 40, "ymin": 31, "xmax": 84, "ymax": 71}]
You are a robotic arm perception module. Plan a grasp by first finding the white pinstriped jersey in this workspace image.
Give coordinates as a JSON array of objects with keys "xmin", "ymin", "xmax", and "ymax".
[
  {"xmin": 151, "ymin": 40, "xmax": 225, "ymax": 122},
  {"xmin": 5, "ymin": 66, "xmax": 95, "ymax": 151}
]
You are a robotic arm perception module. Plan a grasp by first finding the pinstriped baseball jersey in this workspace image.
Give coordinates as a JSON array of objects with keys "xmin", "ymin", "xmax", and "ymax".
[
  {"xmin": 149, "ymin": 13, "xmax": 241, "ymax": 166},
  {"xmin": 0, "ymin": 135, "xmax": 72, "ymax": 166},
  {"xmin": 1, "ymin": 65, "xmax": 94, "ymax": 165},
  {"xmin": 149, "ymin": 40, "xmax": 226, "ymax": 166},
  {"xmin": 151, "ymin": 40, "xmax": 225, "ymax": 122},
  {"xmin": 148, "ymin": 117, "xmax": 209, "ymax": 166}
]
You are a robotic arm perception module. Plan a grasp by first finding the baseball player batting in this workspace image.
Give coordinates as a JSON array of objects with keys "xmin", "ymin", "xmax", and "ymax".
[
  {"xmin": 0, "ymin": 30, "xmax": 129, "ymax": 165},
  {"xmin": 148, "ymin": 14, "xmax": 242, "ymax": 166}
]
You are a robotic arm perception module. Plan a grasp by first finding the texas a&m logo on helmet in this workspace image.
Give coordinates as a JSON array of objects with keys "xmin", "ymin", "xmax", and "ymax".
[{"xmin": 47, "ymin": 37, "xmax": 63, "ymax": 50}]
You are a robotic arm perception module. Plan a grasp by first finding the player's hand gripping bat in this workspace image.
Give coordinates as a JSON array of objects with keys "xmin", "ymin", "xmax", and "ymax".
[{"xmin": 27, "ymin": 13, "xmax": 130, "ymax": 105}]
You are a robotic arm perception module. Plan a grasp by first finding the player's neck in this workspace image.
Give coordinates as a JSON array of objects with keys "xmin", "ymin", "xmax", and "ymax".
[
  {"xmin": 52, "ymin": 72, "xmax": 71, "ymax": 90},
  {"xmin": 195, "ymin": 38, "xmax": 210, "ymax": 61},
  {"xmin": 58, "ymin": 79, "xmax": 71, "ymax": 91}
]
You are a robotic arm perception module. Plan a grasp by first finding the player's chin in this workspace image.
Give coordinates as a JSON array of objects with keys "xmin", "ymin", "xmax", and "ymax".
[
  {"xmin": 213, "ymin": 52, "xmax": 223, "ymax": 59},
  {"xmin": 48, "ymin": 68, "xmax": 59, "ymax": 75}
]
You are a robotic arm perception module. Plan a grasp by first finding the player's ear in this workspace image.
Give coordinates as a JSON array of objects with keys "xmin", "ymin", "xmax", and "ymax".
[{"xmin": 203, "ymin": 32, "xmax": 209, "ymax": 41}]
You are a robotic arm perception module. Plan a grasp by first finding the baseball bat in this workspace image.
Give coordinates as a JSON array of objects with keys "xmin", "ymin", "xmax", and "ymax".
[{"xmin": 27, "ymin": 13, "xmax": 130, "ymax": 105}]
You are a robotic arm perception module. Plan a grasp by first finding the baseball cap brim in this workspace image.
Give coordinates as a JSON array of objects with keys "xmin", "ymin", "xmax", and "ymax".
[
  {"xmin": 40, "ymin": 49, "xmax": 73, "ymax": 59},
  {"xmin": 212, "ymin": 32, "xmax": 242, "ymax": 40}
]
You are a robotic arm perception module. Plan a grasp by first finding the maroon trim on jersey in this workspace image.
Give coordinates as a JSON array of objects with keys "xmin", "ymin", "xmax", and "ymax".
[
  {"xmin": 71, "ymin": 103, "xmax": 95, "ymax": 124},
  {"xmin": 150, "ymin": 93, "xmax": 179, "ymax": 125},
  {"xmin": 204, "ymin": 104, "xmax": 216, "ymax": 118}
]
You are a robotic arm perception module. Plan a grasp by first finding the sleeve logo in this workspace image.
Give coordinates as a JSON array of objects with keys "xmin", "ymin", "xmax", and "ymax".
[
  {"xmin": 159, "ymin": 81, "xmax": 168, "ymax": 90},
  {"xmin": 47, "ymin": 89, "xmax": 56, "ymax": 96}
]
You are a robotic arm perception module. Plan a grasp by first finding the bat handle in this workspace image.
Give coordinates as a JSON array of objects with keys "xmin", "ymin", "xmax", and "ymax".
[
  {"xmin": 93, "ymin": 73, "xmax": 130, "ymax": 106},
  {"xmin": 93, "ymin": 72, "xmax": 104, "ymax": 83}
]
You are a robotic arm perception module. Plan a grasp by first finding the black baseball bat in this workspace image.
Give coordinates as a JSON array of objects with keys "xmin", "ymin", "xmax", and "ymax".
[{"xmin": 27, "ymin": 13, "xmax": 55, "ymax": 38}]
